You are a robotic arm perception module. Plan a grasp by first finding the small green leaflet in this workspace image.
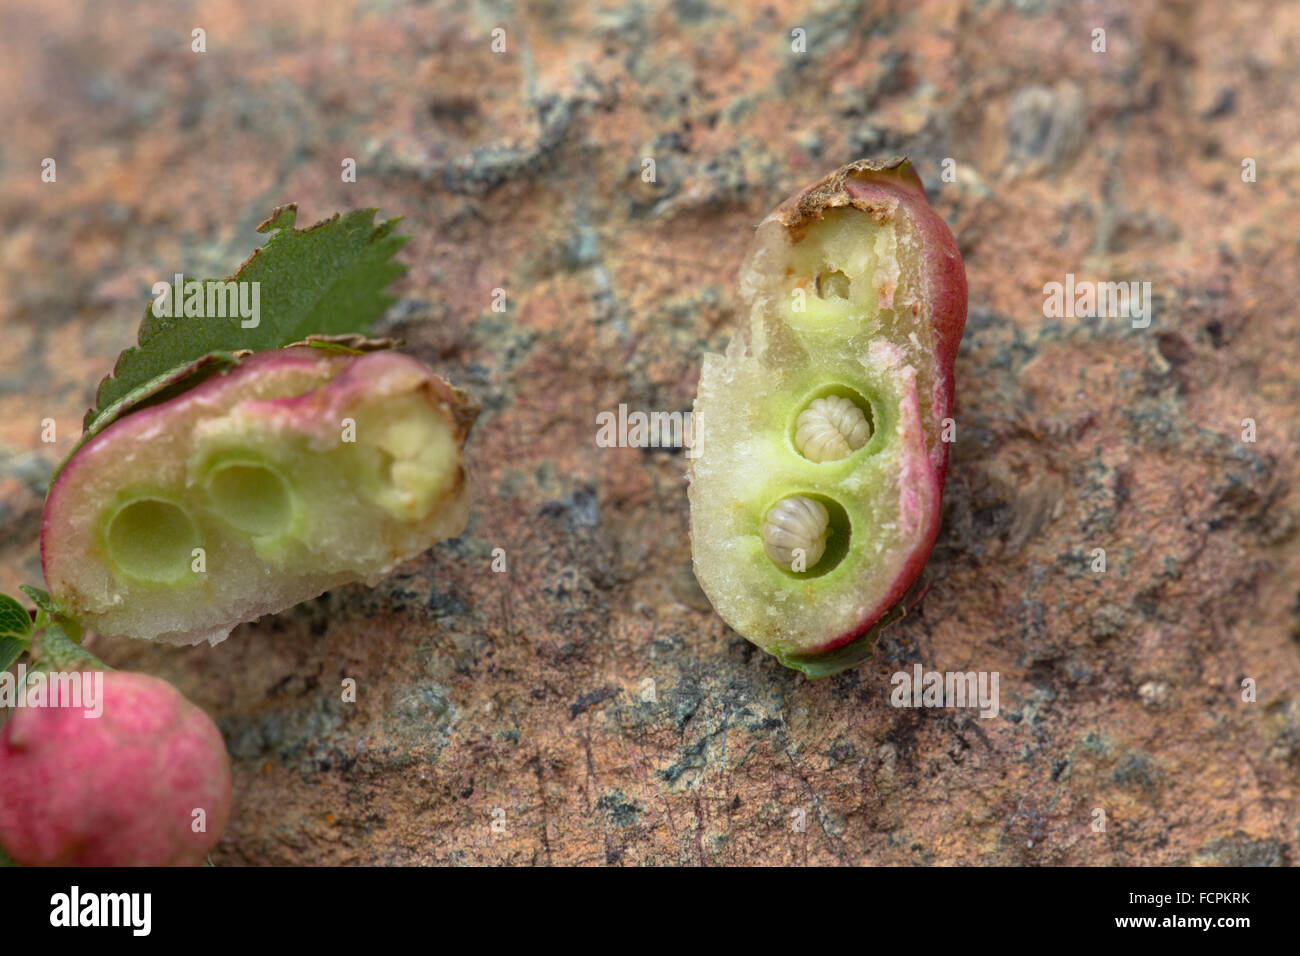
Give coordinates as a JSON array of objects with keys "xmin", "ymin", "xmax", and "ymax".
[
  {"xmin": 18, "ymin": 585, "xmax": 82, "ymax": 642},
  {"xmin": 85, "ymin": 205, "xmax": 408, "ymax": 435},
  {"xmin": 17, "ymin": 584, "xmax": 56, "ymax": 618},
  {"xmin": 0, "ymin": 592, "xmax": 33, "ymax": 673}
]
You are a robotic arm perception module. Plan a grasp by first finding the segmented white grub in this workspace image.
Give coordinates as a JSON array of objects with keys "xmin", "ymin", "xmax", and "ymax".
[
  {"xmin": 762, "ymin": 496, "xmax": 829, "ymax": 571},
  {"xmin": 794, "ymin": 395, "xmax": 871, "ymax": 463}
]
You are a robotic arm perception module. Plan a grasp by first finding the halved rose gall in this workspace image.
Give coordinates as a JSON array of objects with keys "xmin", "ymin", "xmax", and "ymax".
[
  {"xmin": 43, "ymin": 347, "xmax": 479, "ymax": 645},
  {"xmin": 688, "ymin": 158, "xmax": 967, "ymax": 674}
]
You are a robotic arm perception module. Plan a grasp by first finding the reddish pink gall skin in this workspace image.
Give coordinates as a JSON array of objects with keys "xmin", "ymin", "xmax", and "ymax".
[
  {"xmin": 842, "ymin": 162, "xmax": 968, "ymax": 483},
  {"xmin": 0, "ymin": 671, "xmax": 231, "ymax": 866},
  {"xmin": 770, "ymin": 159, "xmax": 967, "ymax": 663},
  {"xmin": 219, "ymin": 348, "xmax": 477, "ymax": 448}
]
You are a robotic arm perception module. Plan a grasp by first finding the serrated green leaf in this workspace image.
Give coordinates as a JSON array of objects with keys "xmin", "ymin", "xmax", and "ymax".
[
  {"xmin": 0, "ymin": 593, "xmax": 32, "ymax": 641},
  {"xmin": 85, "ymin": 205, "xmax": 408, "ymax": 435}
]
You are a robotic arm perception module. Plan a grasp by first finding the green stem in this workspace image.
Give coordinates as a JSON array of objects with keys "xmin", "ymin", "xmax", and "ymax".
[{"xmin": 32, "ymin": 623, "xmax": 110, "ymax": 672}]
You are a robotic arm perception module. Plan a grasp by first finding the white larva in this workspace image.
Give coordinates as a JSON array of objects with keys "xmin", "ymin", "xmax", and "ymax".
[
  {"xmin": 762, "ymin": 496, "xmax": 829, "ymax": 571},
  {"xmin": 794, "ymin": 395, "xmax": 871, "ymax": 463}
]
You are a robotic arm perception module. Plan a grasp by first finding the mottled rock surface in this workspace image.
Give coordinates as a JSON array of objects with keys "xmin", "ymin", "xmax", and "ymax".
[{"xmin": 1, "ymin": 0, "xmax": 1297, "ymax": 865}]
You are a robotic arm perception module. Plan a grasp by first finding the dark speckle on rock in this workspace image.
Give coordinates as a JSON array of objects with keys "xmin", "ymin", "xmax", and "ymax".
[
  {"xmin": 569, "ymin": 686, "xmax": 619, "ymax": 719},
  {"xmin": 595, "ymin": 790, "xmax": 642, "ymax": 827},
  {"xmin": 426, "ymin": 588, "xmax": 467, "ymax": 619},
  {"xmin": 1201, "ymin": 88, "xmax": 1236, "ymax": 119},
  {"xmin": 1112, "ymin": 751, "xmax": 1162, "ymax": 794},
  {"xmin": 538, "ymin": 483, "xmax": 600, "ymax": 532}
]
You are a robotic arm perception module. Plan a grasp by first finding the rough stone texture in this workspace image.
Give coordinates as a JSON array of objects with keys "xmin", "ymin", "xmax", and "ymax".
[{"xmin": 1, "ymin": 0, "xmax": 1297, "ymax": 865}]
